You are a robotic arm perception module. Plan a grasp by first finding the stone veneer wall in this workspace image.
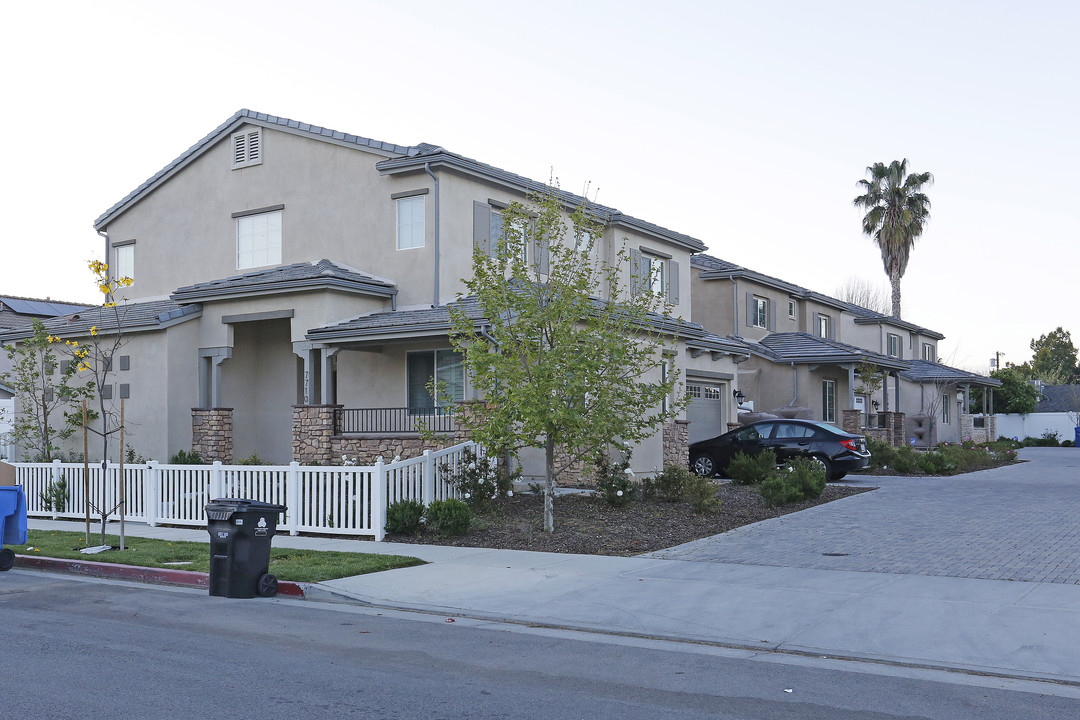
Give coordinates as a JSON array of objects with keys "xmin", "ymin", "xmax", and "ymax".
[
  {"xmin": 843, "ymin": 409, "xmax": 905, "ymax": 446},
  {"xmin": 959, "ymin": 414, "xmax": 998, "ymax": 444},
  {"xmin": 191, "ymin": 408, "xmax": 233, "ymax": 464},
  {"xmin": 331, "ymin": 434, "xmax": 462, "ymax": 465},
  {"xmin": 663, "ymin": 420, "xmax": 689, "ymax": 469}
]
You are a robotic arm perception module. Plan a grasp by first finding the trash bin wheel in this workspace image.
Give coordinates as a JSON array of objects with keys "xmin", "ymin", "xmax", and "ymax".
[
  {"xmin": 0, "ymin": 548, "xmax": 15, "ymax": 571},
  {"xmin": 257, "ymin": 573, "xmax": 278, "ymax": 597}
]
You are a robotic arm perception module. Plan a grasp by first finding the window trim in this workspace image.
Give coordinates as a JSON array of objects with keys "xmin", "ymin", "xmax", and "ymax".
[
  {"xmin": 396, "ymin": 194, "xmax": 426, "ymax": 250},
  {"xmin": 822, "ymin": 379, "xmax": 836, "ymax": 424},
  {"xmin": 942, "ymin": 394, "xmax": 951, "ymax": 424},
  {"xmin": 114, "ymin": 242, "xmax": 135, "ymax": 282},
  {"xmin": 787, "ymin": 299, "xmax": 796, "ymax": 319},
  {"xmin": 817, "ymin": 313, "xmax": 831, "ymax": 339},
  {"xmin": 922, "ymin": 342, "xmax": 936, "ymax": 362},
  {"xmin": 752, "ymin": 296, "xmax": 768, "ymax": 329},
  {"xmin": 887, "ymin": 333, "xmax": 901, "ymax": 358}
]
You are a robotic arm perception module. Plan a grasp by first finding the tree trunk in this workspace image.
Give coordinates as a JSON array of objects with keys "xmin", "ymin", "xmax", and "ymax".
[
  {"xmin": 543, "ymin": 435, "xmax": 555, "ymax": 532},
  {"xmin": 889, "ymin": 269, "xmax": 902, "ymax": 319}
]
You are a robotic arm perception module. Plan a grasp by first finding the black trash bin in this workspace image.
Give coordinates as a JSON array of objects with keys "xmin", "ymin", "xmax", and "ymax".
[{"xmin": 206, "ymin": 499, "xmax": 287, "ymax": 598}]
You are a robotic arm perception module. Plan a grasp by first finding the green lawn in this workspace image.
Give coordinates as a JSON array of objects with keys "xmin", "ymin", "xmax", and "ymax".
[{"xmin": 10, "ymin": 530, "xmax": 425, "ymax": 583}]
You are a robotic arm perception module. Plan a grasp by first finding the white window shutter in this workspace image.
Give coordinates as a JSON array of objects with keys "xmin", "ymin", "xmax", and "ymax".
[
  {"xmin": 233, "ymin": 133, "xmax": 247, "ymax": 165},
  {"xmin": 247, "ymin": 130, "xmax": 260, "ymax": 162}
]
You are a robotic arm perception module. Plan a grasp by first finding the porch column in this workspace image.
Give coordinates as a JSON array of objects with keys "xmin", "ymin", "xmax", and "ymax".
[
  {"xmin": 847, "ymin": 364, "xmax": 856, "ymax": 411},
  {"xmin": 881, "ymin": 371, "xmax": 889, "ymax": 412},
  {"xmin": 197, "ymin": 347, "xmax": 232, "ymax": 408},
  {"xmin": 894, "ymin": 373, "xmax": 901, "ymax": 412},
  {"xmin": 293, "ymin": 342, "xmax": 319, "ymax": 405},
  {"xmin": 321, "ymin": 347, "xmax": 340, "ymax": 405}
]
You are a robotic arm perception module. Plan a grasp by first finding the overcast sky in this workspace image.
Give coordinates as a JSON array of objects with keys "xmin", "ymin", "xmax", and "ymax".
[{"xmin": 2, "ymin": 0, "xmax": 1076, "ymax": 373}]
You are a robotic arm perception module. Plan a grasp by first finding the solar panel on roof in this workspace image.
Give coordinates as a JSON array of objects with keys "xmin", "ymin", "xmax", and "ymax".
[{"xmin": 0, "ymin": 298, "xmax": 85, "ymax": 317}]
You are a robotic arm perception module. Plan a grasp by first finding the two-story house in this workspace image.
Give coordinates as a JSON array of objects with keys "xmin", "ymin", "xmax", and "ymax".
[
  {"xmin": 690, "ymin": 255, "xmax": 1000, "ymax": 445},
  {"xmin": 3, "ymin": 110, "xmax": 747, "ymax": 478}
]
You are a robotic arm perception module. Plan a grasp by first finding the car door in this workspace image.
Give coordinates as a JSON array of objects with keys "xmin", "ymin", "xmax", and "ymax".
[
  {"xmin": 768, "ymin": 422, "xmax": 816, "ymax": 463},
  {"xmin": 722, "ymin": 422, "xmax": 776, "ymax": 466}
]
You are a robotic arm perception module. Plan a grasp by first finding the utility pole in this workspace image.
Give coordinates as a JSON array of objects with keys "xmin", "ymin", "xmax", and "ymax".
[{"xmin": 991, "ymin": 351, "xmax": 1005, "ymax": 372}]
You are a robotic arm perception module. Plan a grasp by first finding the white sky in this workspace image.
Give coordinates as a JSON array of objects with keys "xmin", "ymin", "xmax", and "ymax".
[{"xmin": 2, "ymin": 0, "xmax": 1076, "ymax": 373}]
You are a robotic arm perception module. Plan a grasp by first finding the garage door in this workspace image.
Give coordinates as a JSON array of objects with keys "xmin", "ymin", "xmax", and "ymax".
[{"xmin": 687, "ymin": 382, "xmax": 726, "ymax": 443}]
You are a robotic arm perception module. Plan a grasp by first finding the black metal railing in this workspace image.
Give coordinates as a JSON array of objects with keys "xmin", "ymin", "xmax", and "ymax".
[{"xmin": 334, "ymin": 406, "xmax": 457, "ymax": 435}]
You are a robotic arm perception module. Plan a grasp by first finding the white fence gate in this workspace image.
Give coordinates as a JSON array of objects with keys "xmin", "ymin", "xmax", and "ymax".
[{"xmin": 13, "ymin": 441, "xmax": 476, "ymax": 541}]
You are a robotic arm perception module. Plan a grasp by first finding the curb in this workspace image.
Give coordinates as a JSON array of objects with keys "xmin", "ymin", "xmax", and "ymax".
[{"xmin": 14, "ymin": 555, "xmax": 306, "ymax": 598}]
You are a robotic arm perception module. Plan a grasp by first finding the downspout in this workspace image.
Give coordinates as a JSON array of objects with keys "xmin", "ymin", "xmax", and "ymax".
[
  {"xmin": 97, "ymin": 229, "xmax": 110, "ymax": 274},
  {"xmin": 790, "ymin": 362, "xmax": 798, "ymax": 406},
  {"xmin": 424, "ymin": 163, "xmax": 440, "ymax": 307},
  {"xmin": 732, "ymin": 279, "xmax": 739, "ymax": 337}
]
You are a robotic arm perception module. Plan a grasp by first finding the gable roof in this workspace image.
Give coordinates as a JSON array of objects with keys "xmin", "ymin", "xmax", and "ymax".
[
  {"xmin": 0, "ymin": 299, "xmax": 201, "ymax": 342},
  {"xmin": 691, "ymin": 253, "xmax": 944, "ymax": 338},
  {"xmin": 898, "ymin": 359, "xmax": 1002, "ymax": 387},
  {"xmin": 377, "ymin": 146, "xmax": 707, "ymax": 253},
  {"xmin": 94, "ymin": 110, "xmax": 418, "ymax": 230},
  {"xmin": 171, "ymin": 259, "xmax": 397, "ymax": 304},
  {"xmin": 1033, "ymin": 384, "xmax": 1080, "ymax": 412},
  {"xmin": 740, "ymin": 331, "xmax": 910, "ymax": 371}
]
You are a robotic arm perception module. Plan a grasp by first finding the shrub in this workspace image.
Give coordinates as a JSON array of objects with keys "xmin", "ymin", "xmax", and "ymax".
[
  {"xmin": 917, "ymin": 451, "xmax": 957, "ymax": 475},
  {"xmin": 1064, "ymin": 440, "xmax": 1075, "ymax": 447},
  {"xmin": 170, "ymin": 449, "xmax": 203, "ymax": 465},
  {"xmin": 651, "ymin": 464, "xmax": 690, "ymax": 501},
  {"xmin": 238, "ymin": 453, "xmax": 268, "ymax": 466},
  {"xmin": 593, "ymin": 452, "xmax": 636, "ymax": 507},
  {"xmin": 423, "ymin": 499, "xmax": 472, "ymax": 537},
  {"xmin": 758, "ymin": 458, "xmax": 826, "ymax": 506},
  {"xmin": 446, "ymin": 448, "xmax": 516, "ymax": 512},
  {"xmin": 385, "ymin": 499, "xmax": 425, "ymax": 535},
  {"xmin": 866, "ymin": 438, "xmax": 896, "ymax": 470},
  {"xmin": 890, "ymin": 445, "xmax": 920, "ymax": 474},
  {"xmin": 726, "ymin": 450, "xmax": 777, "ymax": 485},
  {"xmin": 38, "ymin": 475, "xmax": 69, "ymax": 513},
  {"xmin": 679, "ymin": 469, "xmax": 721, "ymax": 513}
]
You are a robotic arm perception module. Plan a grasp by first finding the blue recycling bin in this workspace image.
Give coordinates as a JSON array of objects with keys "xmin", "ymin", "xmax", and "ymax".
[
  {"xmin": 0, "ymin": 485, "xmax": 28, "ymax": 571},
  {"xmin": 1074, "ymin": 427, "xmax": 1079, "ymax": 447}
]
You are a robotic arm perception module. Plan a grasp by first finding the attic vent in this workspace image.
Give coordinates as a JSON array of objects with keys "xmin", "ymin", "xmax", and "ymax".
[{"xmin": 232, "ymin": 128, "xmax": 263, "ymax": 169}]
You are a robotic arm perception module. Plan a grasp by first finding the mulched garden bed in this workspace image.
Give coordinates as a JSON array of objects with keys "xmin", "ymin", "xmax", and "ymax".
[{"xmin": 385, "ymin": 483, "xmax": 874, "ymax": 557}]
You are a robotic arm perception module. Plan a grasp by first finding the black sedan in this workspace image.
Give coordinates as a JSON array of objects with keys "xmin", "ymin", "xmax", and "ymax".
[{"xmin": 689, "ymin": 419, "xmax": 870, "ymax": 481}]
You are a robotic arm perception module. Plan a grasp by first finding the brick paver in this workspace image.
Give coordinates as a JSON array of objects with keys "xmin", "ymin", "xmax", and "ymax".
[{"xmin": 648, "ymin": 447, "xmax": 1080, "ymax": 584}]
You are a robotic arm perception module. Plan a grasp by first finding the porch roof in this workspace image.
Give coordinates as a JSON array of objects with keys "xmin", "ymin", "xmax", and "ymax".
[
  {"xmin": 738, "ymin": 332, "xmax": 911, "ymax": 371},
  {"xmin": 0, "ymin": 298, "xmax": 201, "ymax": 342},
  {"xmin": 898, "ymin": 359, "xmax": 1002, "ymax": 387},
  {"xmin": 171, "ymin": 259, "xmax": 397, "ymax": 304}
]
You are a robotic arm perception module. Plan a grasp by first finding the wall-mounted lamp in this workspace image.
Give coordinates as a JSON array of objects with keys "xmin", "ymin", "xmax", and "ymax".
[
  {"xmin": 733, "ymin": 389, "xmax": 746, "ymax": 404},
  {"xmin": 872, "ymin": 400, "xmax": 880, "ymax": 410}
]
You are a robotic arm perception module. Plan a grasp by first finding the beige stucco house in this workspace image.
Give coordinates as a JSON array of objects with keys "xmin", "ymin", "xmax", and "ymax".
[
  {"xmin": 690, "ymin": 254, "xmax": 1000, "ymax": 445},
  {"xmin": 1, "ymin": 110, "xmax": 747, "ymax": 478}
]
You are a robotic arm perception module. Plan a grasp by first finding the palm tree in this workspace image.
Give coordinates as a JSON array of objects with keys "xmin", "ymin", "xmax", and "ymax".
[{"xmin": 853, "ymin": 159, "xmax": 933, "ymax": 319}]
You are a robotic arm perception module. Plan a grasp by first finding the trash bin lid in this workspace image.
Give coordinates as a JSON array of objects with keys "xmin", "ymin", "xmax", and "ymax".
[{"xmin": 206, "ymin": 498, "xmax": 287, "ymax": 519}]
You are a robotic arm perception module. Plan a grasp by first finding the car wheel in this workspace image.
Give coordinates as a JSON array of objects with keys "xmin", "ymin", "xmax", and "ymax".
[
  {"xmin": 811, "ymin": 455, "xmax": 833, "ymax": 480},
  {"xmin": 690, "ymin": 453, "xmax": 717, "ymax": 477},
  {"xmin": 831, "ymin": 471, "xmax": 847, "ymax": 482}
]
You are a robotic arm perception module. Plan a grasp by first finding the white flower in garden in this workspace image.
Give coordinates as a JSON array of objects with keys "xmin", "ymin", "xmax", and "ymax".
[
  {"xmin": 507, "ymin": 490, "xmax": 513, "ymax": 497},
  {"xmin": 616, "ymin": 490, "xmax": 623, "ymax": 497},
  {"xmin": 464, "ymin": 492, "xmax": 471, "ymax": 499},
  {"xmin": 468, "ymin": 462, "xmax": 477, "ymax": 470},
  {"xmin": 393, "ymin": 455, "xmax": 401, "ymax": 463}
]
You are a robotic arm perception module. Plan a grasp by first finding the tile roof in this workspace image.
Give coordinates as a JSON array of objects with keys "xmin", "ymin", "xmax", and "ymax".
[
  {"xmin": 0, "ymin": 299, "xmax": 200, "ymax": 342},
  {"xmin": 739, "ymin": 332, "xmax": 910, "ymax": 371},
  {"xmin": 171, "ymin": 260, "xmax": 396, "ymax": 304},
  {"xmin": 899, "ymin": 359, "xmax": 1002, "ymax": 387},
  {"xmin": 1033, "ymin": 384, "xmax": 1080, "ymax": 412}
]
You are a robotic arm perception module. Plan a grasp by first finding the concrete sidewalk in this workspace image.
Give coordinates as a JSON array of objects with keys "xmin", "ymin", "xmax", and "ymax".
[{"xmin": 24, "ymin": 516, "xmax": 1080, "ymax": 686}]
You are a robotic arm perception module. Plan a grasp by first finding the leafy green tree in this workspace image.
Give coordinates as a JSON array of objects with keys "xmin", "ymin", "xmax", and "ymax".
[
  {"xmin": 853, "ymin": 159, "xmax": 933, "ymax": 319},
  {"xmin": 448, "ymin": 185, "xmax": 685, "ymax": 531},
  {"xmin": 1, "ymin": 319, "xmax": 93, "ymax": 460},
  {"xmin": 1020, "ymin": 327, "xmax": 1078, "ymax": 385},
  {"xmin": 968, "ymin": 367, "xmax": 1041, "ymax": 415}
]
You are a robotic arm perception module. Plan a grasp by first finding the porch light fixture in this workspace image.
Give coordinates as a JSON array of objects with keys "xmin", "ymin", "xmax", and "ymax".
[
  {"xmin": 872, "ymin": 400, "xmax": 880, "ymax": 410},
  {"xmin": 733, "ymin": 389, "xmax": 746, "ymax": 404}
]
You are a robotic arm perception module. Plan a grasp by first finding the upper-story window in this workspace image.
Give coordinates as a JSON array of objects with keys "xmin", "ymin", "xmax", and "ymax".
[
  {"xmin": 474, "ymin": 200, "xmax": 547, "ymax": 272},
  {"xmin": 396, "ymin": 195, "xmax": 425, "ymax": 250},
  {"xmin": 922, "ymin": 342, "xmax": 936, "ymax": 362},
  {"xmin": 235, "ymin": 207, "xmax": 282, "ymax": 269},
  {"xmin": 941, "ymin": 394, "xmax": 950, "ymax": 424},
  {"xmin": 231, "ymin": 128, "xmax": 262, "ymax": 169},
  {"xmin": 787, "ymin": 299, "xmax": 796, "ymax": 319},
  {"xmin": 817, "ymin": 313, "xmax": 831, "ymax": 339},
  {"xmin": 887, "ymin": 333, "xmax": 902, "ymax": 358},
  {"xmin": 114, "ymin": 242, "xmax": 135, "ymax": 282},
  {"xmin": 631, "ymin": 248, "xmax": 679, "ymax": 303},
  {"xmin": 752, "ymin": 296, "xmax": 768, "ymax": 328}
]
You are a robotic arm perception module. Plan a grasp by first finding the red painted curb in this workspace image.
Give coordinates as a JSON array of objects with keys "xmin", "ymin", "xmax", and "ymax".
[{"xmin": 14, "ymin": 555, "xmax": 305, "ymax": 598}]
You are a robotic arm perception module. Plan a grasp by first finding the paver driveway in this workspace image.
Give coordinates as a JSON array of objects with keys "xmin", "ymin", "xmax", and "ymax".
[{"xmin": 648, "ymin": 447, "xmax": 1080, "ymax": 584}]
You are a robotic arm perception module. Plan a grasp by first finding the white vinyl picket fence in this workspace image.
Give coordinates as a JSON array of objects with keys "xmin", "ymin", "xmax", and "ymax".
[{"xmin": 14, "ymin": 441, "xmax": 477, "ymax": 541}]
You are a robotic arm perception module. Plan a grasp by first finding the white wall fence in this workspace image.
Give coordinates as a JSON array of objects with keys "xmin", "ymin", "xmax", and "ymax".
[
  {"xmin": 13, "ymin": 441, "xmax": 476, "ymax": 541},
  {"xmin": 0, "ymin": 398, "xmax": 15, "ymax": 460},
  {"xmin": 996, "ymin": 413, "xmax": 1080, "ymax": 443}
]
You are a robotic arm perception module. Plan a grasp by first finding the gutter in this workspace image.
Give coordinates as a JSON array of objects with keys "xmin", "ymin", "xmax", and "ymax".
[{"xmin": 424, "ymin": 162, "xmax": 441, "ymax": 307}]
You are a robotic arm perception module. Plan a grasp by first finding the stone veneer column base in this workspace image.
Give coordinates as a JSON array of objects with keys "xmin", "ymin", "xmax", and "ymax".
[
  {"xmin": 191, "ymin": 408, "xmax": 233, "ymax": 464},
  {"xmin": 663, "ymin": 420, "xmax": 690, "ymax": 469},
  {"xmin": 292, "ymin": 405, "xmax": 342, "ymax": 465}
]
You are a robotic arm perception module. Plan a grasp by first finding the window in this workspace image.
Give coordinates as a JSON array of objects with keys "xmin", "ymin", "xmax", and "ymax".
[
  {"xmin": 661, "ymin": 357, "xmax": 670, "ymax": 413},
  {"xmin": 236, "ymin": 210, "xmax": 282, "ymax": 269},
  {"xmin": 922, "ymin": 343, "xmax": 936, "ymax": 362},
  {"xmin": 407, "ymin": 350, "xmax": 464, "ymax": 411},
  {"xmin": 817, "ymin": 313, "xmax": 831, "ymax": 339},
  {"xmin": 821, "ymin": 379, "xmax": 836, "ymax": 423},
  {"xmin": 942, "ymin": 394, "xmax": 950, "ymax": 424},
  {"xmin": 775, "ymin": 422, "xmax": 815, "ymax": 439},
  {"xmin": 474, "ymin": 201, "xmax": 546, "ymax": 271},
  {"xmin": 752, "ymin": 296, "xmax": 768, "ymax": 328},
  {"xmin": 231, "ymin": 128, "xmax": 262, "ymax": 169},
  {"xmin": 631, "ymin": 248, "xmax": 678, "ymax": 302},
  {"xmin": 114, "ymin": 243, "xmax": 134, "ymax": 281},
  {"xmin": 787, "ymin": 300, "xmax": 796, "ymax": 319},
  {"xmin": 396, "ymin": 195, "xmax": 425, "ymax": 250},
  {"xmin": 887, "ymin": 333, "xmax": 901, "ymax": 358}
]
